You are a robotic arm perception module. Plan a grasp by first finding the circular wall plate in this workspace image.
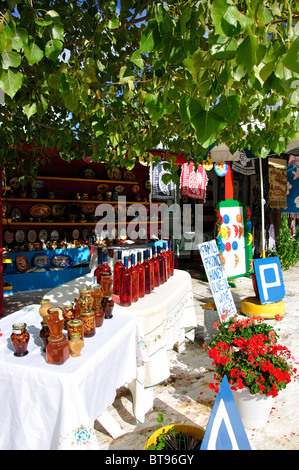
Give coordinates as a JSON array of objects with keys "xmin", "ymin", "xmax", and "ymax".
[
  {"xmin": 15, "ymin": 229, "xmax": 25, "ymax": 243},
  {"xmin": 27, "ymin": 229, "xmax": 37, "ymax": 243},
  {"xmin": 51, "ymin": 255, "xmax": 73, "ymax": 267},
  {"xmin": 15, "ymin": 254, "xmax": 29, "ymax": 272},
  {"xmin": 38, "ymin": 229, "xmax": 48, "ymax": 242},
  {"xmin": 107, "ymin": 168, "xmax": 122, "ymax": 180},
  {"xmin": 29, "ymin": 204, "xmax": 51, "ymax": 219},
  {"xmin": 4, "ymin": 230, "xmax": 14, "ymax": 244},
  {"xmin": 11, "ymin": 207, "xmax": 22, "ymax": 221},
  {"xmin": 52, "ymin": 203, "xmax": 65, "ymax": 218},
  {"xmin": 97, "ymin": 183, "xmax": 109, "ymax": 193},
  {"xmin": 50, "ymin": 230, "xmax": 59, "ymax": 241},
  {"xmin": 81, "ymin": 167, "xmax": 98, "ymax": 179},
  {"xmin": 124, "ymin": 170, "xmax": 135, "ymax": 181},
  {"xmin": 33, "ymin": 253, "xmax": 50, "ymax": 269},
  {"xmin": 72, "ymin": 229, "xmax": 80, "ymax": 240},
  {"xmin": 82, "ymin": 203, "xmax": 96, "ymax": 215}
]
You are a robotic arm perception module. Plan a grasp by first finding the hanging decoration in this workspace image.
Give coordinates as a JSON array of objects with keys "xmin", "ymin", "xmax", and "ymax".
[
  {"xmin": 268, "ymin": 157, "xmax": 287, "ymax": 209},
  {"xmin": 180, "ymin": 162, "xmax": 208, "ymax": 200},
  {"xmin": 282, "ymin": 160, "xmax": 299, "ymax": 214},
  {"xmin": 150, "ymin": 162, "xmax": 176, "ymax": 201},
  {"xmin": 214, "ymin": 161, "xmax": 229, "ymax": 177},
  {"xmin": 231, "ymin": 150, "xmax": 256, "ymax": 175},
  {"xmin": 203, "ymin": 154, "xmax": 213, "ymax": 171}
]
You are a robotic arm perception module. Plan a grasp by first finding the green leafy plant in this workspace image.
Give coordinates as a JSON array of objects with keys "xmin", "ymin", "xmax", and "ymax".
[
  {"xmin": 146, "ymin": 413, "xmax": 203, "ymax": 450},
  {"xmin": 267, "ymin": 214, "xmax": 299, "ymax": 270},
  {"xmin": 146, "ymin": 428, "xmax": 202, "ymax": 451},
  {"xmin": 205, "ymin": 315, "xmax": 298, "ymax": 397},
  {"xmin": 0, "ymin": 1, "xmax": 298, "ymax": 179}
]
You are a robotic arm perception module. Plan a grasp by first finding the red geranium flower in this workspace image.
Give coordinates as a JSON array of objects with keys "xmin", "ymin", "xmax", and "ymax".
[{"xmin": 204, "ymin": 315, "xmax": 298, "ymax": 397}]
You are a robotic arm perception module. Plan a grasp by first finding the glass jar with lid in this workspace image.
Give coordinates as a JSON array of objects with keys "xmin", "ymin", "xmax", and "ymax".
[
  {"xmin": 11, "ymin": 322, "xmax": 30, "ymax": 357},
  {"xmin": 80, "ymin": 310, "xmax": 96, "ymax": 337},
  {"xmin": 67, "ymin": 319, "xmax": 84, "ymax": 340},
  {"xmin": 62, "ymin": 302, "xmax": 75, "ymax": 329}
]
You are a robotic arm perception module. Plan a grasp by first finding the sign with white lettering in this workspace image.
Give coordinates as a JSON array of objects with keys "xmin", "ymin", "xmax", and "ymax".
[
  {"xmin": 253, "ymin": 257, "xmax": 285, "ymax": 304},
  {"xmin": 200, "ymin": 376, "xmax": 251, "ymax": 450},
  {"xmin": 199, "ymin": 240, "xmax": 237, "ymax": 319}
]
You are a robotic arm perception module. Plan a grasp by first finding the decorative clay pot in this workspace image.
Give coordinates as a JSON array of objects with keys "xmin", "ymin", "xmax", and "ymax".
[
  {"xmin": 39, "ymin": 299, "xmax": 52, "ymax": 323},
  {"xmin": 68, "ymin": 332, "xmax": 84, "ymax": 357}
]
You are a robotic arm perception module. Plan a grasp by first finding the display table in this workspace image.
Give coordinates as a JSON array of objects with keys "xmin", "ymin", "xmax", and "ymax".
[
  {"xmin": 0, "ymin": 305, "xmax": 142, "ymax": 450},
  {"xmin": 47, "ymin": 269, "xmax": 197, "ymax": 420}
]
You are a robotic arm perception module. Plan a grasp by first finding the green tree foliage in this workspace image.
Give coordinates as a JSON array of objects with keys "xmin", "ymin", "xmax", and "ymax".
[
  {"xmin": 0, "ymin": 0, "xmax": 298, "ymax": 179},
  {"xmin": 268, "ymin": 214, "xmax": 299, "ymax": 269}
]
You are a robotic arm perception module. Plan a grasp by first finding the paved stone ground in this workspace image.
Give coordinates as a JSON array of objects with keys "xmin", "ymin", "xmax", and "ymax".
[{"xmin": 3, "ymin": 261, "xmax": 299, "ymax": 450}]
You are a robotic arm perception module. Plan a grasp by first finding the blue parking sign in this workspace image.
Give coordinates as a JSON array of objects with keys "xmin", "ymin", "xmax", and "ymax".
[{"xmin": 253, "ymin": 257, "xmax": 285, "ymax": 304}]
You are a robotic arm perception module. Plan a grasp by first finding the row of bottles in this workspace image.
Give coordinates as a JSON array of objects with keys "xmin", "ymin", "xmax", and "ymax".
[{"xmin": 96, "ymin": 241, "xmax": 174, "ymax": 308}]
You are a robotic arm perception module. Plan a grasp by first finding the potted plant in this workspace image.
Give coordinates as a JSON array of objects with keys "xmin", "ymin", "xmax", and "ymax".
[
  {"xmin": 205, "ymin": 315, "xmax": 298, "ymax": 429},
  {"xmin": 144, "ymin": 414, "xmax": 205, "ymax": 450}
]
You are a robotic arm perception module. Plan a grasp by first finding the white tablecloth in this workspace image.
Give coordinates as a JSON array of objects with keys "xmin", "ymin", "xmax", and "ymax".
[
  {"xmin": 47, "ymin": 269, "xmax": 197, "ymax": 388},
  {"xmin": 0, "ymin": 305, "xmax": 140, "ymax": 450}
]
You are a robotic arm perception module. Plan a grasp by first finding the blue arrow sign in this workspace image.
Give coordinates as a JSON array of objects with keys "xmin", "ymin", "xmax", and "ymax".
[{"xmin": 201, "ymin": 376, "xmax": 251, "ymax": 450}]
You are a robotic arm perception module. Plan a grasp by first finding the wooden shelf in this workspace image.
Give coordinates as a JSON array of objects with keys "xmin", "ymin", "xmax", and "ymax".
[
  {"xmin": 4, "ymin": 198, "xmax": 156, "ymax": 204},
  {"xmin": 2, "ymin": 220, "xmax": 162, "ymax": 226},
  {"xmin": 37, "ymin": 176, "xmax": 138, "ymax": 184}
]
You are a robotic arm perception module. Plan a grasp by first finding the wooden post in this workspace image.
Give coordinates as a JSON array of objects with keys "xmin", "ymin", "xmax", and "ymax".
[{"xmin": 225, "ymin": 162, "xmax": 234, "ymax": 200}]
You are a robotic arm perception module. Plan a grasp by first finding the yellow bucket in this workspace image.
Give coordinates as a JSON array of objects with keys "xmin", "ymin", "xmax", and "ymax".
[
  {"xmin": 241, "ymin": 296, "xmax": 285, "ymax": 318},
  {"xmin": 144, "ymin": 424, "xmax": 205, "ymax": 450}
]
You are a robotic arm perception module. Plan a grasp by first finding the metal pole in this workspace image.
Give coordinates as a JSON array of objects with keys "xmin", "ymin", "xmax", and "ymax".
[{"xmin": 259, "ymin": 157, "xmax": 266, "ymax": 258}]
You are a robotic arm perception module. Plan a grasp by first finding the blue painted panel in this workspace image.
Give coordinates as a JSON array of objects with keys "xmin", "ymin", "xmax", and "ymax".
[
  {"xmin": 253, "ymin": 257, "xmax": 285, "ymax": 304},
  {"xmin": 4, "ymin": 266, "xmax": 90, "ymax": 293},
  {"xmin": 4, "ymin": 247, "xmax": 90, "ymax": 275},
  {"xmin": 201, "ymin": 376, "xmax": 251, "ymax": 450},
  {"xmin": 3, "ymin": 247, "xmax": 90, "ymax": 293}
]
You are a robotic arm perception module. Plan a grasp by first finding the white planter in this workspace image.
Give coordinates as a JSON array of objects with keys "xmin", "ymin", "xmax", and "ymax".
[{"xmin": 232, "ymin": 386, "xmax": 274, "ymax": 429}]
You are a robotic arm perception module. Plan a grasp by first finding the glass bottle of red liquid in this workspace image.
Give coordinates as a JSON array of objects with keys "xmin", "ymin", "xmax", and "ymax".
[
  {"xmin": 94, "ymin": 253, "xmax": 103, "ymax": 284},
  {"xmin": 94, "ymin": 251, "xmax": 111, "ymax": 284},
  {"xmin": 162, "ymin": 242, "xmax": 169, "ymax": 281},
  {"xmin": 167, "ymin": 240, "xmax": 174, "ymax": 276},
  {"xmin": 157, "ymin": 245, "xmax": 165, "ymax": 284},
  {"xmin": 129, "ymin": 253, "xmax": 139, "ymax": 303},
  {"xmin": 102, "ymin": 251, "xmax": 111, "ymax": 276},
  {"xmin": 136, "ymin": 251, "xmax": 145, "ymax": 298},
  {"xmin": 119, "ymin": 256, "xmax": 132, "ymax": 306},
  {"xmin": 151, "ymin": 245, "xmax": 160, "ymax": 287},
  {"xmin": 146, "ymin": 249, "xmax": 155, "ymax": 292},
  {"xmin": 142, "ymin": 250, "xmax": 152, "ymax": 295},
  {"xmin": 113, "ymin": 250, "xmax": 124, "ymax": 300}
]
